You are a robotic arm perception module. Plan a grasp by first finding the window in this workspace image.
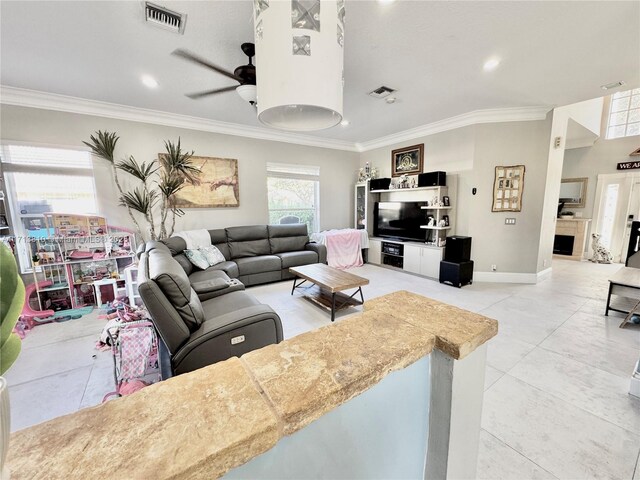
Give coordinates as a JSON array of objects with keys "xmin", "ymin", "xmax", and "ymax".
[
  {"xmin": 606, "ymin": 88, "xmax": 640, "ymax": 139},
  {"xmin": 266, "ymin": 163, "xmax": 320, "ymax": 233},
  {"xmin": 1, "ymin": 145, "xmax": 98, "ymax": 271}
]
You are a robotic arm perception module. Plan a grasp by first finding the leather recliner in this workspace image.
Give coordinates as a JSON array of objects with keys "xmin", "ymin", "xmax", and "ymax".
[{"xmin": 138, "ymin": 242, "xmax": 283, "ymax": 376}]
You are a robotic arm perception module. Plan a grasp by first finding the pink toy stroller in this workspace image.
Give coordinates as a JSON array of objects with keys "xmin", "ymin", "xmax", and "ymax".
[{"xmin": 102, "ymin": 320, "xmax": 160, "ymax": 401}]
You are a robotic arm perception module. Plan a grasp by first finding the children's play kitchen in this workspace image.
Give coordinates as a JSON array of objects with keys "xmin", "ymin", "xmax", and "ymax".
[{"xmin": 25, "ymin": 213, "xmax": 136, "ymax": 320}]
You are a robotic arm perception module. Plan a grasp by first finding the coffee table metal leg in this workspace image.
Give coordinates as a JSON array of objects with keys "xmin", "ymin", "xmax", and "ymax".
[
  {"xmin": 331, "ymin": 293, "xmax": 336, "ymax": 322},
  {"xmin": 291, "ymin": 277, "xmax": 297, "ymax": 295}
]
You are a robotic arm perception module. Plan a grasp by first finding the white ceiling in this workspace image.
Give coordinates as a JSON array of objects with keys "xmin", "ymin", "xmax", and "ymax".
[{"xmin": 1, "ymin": 1, "xmax": 639, "ymax": 144}]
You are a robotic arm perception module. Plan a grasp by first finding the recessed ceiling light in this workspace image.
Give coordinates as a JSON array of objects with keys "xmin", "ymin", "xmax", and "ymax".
[
  {"xmin": 483, "ymin": 57, "xmax": 501, "ymax": 72},
  {"xmin": 340, "ymin": 120, "xmax": 350, "ymax": 126},
  {"xmin": 141, "ymin": 75, "xmax": 159, "ymax": 89},
  {"xmin": 378, "ymin": 0, "xmax": 396, "ymax": 3},
  {"xmin": 601, "ymin": 80, "xmax": 625, "ymax": 90}
]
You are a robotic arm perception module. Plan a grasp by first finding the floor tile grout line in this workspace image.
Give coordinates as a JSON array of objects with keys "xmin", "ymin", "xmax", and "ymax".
[
  {"xmin": 501, "ymin": 372, "xmax": 640, "ymax": 438},
  {"xmin": 5, "ymin": 364, "xmax": 95, "ymax": 389},
  {"xmin": 535, "ymin": 342, "xmax": 635, "ymax": 381},
  {"xmin": 481, "ymin": 428, "xmax": 561, "ymax": 480}
]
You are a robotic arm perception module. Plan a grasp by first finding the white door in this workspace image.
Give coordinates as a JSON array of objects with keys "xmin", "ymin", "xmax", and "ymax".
[{"xmin": 592, "ymin": 173, "xmax": 635, "ymax": 263}]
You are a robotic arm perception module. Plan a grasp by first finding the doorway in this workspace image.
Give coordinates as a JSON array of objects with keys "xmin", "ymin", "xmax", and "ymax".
[{"xmin": 592, "ymin": 172, "xmax": 640, "ymax": 263}]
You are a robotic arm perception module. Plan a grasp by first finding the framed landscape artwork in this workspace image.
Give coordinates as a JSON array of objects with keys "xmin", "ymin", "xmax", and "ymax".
[
  {"xmin": 168, "ymin": 156, "xmax": 239, "ymax": 208},
  {"xmin": 391, "ymin": 144, "xmax": 424, "ymax": 177},
  {"xmin": 492, "ymin": 165, "xmax": 525, "ymax": 212}
]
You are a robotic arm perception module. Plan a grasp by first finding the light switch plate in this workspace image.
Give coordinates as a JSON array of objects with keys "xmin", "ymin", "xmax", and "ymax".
[{"xmin": 505, "ymin": 218, "xmax": 516, "ymax": 225}]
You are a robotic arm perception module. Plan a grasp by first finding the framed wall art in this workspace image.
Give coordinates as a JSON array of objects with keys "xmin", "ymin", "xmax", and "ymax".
[
  {"xmin": 391, "ymin": 144, "xmax": 424, "ymax": 177},
  {"xmin": 166, "ymin": 156, "xmax": 240, "ymax": 208},
  {"xmin": 492, "ymin": 165, "xmax": 525, "ymax": 212}
]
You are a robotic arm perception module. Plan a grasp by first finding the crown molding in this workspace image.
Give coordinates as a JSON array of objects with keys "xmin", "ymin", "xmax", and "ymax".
[
  {"xmin": 354, "ymin": 106, "xmax": 553, "ymax": 152},
  {"xmin": 1, "ymin": 86, "xmax": 552, "ymax": 154},
  {"xmin": 0, "ymin": 86, "xmax": 359, "ymax": 152}
]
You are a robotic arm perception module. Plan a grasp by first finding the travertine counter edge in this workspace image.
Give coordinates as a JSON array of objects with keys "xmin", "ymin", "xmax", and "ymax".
[{"xmin": 8, "ymin": 290, "xmax": 497, "ymax": 479}]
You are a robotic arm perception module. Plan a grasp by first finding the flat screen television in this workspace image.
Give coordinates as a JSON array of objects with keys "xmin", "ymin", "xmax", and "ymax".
[{"xmin": 374, "ymin": 201, "xmax": 427, "ymax": 242}]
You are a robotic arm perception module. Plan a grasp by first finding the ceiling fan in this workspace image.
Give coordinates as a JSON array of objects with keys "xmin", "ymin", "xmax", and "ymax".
[{"xmin": 172, "ymin": 43, "xmax": 257, "ymax": 105}]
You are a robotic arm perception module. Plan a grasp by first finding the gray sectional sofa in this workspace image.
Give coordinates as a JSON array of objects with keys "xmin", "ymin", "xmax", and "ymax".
[
  {"xmin": 162, "ymin": 224, "xmax": 327, "ymax": 287},
  {"xmin": 138, "ymin": 242, "xmax": 283, "ymax": 376}
]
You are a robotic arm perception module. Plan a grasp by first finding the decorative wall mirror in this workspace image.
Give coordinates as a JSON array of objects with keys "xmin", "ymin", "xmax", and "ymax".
[{"xmin": 559, "ymin": 177, "xmax": 588, "ymax": 208}]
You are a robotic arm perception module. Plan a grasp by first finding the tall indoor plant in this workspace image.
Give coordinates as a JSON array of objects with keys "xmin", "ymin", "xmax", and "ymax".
[
  {"xmin": 83, "ymin": 131, "xmax": 200, "ymax": 241},
  {"xmin": 0, "ymin": 242, "xmax": 25, "ymax": 479}
]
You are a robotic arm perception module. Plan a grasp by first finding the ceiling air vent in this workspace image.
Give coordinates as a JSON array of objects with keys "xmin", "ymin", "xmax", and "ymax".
[
  {"xmin": 368, "ymin": 86, "xmax": 396, "ymax": 99},
  {"xmin": 144, "ymin": 2, "xmax": 187, "ymax": 34}
]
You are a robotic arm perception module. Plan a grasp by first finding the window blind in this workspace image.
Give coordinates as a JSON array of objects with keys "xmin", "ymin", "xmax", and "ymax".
[
  {"xmin": 266, "ymin": 162, "xmax": 320, "ymax": 180},
  {"xmin": 1, "ymin": 145, "xmax": 92, "ymax": 171}
]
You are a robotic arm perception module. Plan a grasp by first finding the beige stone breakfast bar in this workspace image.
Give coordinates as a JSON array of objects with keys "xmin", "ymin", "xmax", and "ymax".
[{"xmin": 7, "ymin": 291, "xmax": 497, "ymax": 479}]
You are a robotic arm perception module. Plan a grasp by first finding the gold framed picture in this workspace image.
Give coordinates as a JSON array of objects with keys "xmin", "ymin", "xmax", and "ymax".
[
  {"xmin": 492, "ymin": 165, "xmax": 525, "ymax": 212},
  {"xmin": 391, "ymin": 144, "xmax": 424, "ymax": 177}
]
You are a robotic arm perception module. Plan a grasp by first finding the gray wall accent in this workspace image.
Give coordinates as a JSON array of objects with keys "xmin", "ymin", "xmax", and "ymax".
[
  {"xmin": 0, "ymin": 105, "xmax": 359, "ymax": 233},
  {"xmin": 359, "ymin": 119, "xmax": 552, "ymax": 275},
  {"xmin": 224, "ymin": 355, "xmax": 430, "ymax": 480}
]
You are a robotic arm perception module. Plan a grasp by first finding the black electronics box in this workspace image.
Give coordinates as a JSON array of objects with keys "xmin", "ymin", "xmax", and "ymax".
[
  {"xmin": 418, "ymin": 171, "xmax": 446, "ymax": 187},
  {"xmin": 439, "ymin": 260, "xmax": 474, "ymax": 288},
  {"xmin": 444, "ymin": 236, "xmax": 472, "ymax": 263},
  {"xmin": 370, "ymin": 178, "xmax": 392, "ymax": 191}
]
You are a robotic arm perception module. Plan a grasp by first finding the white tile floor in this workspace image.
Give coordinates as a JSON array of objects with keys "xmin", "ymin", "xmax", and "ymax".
[{"xmin": 5, "ymin": 259, "xmax": 640, "ymax": 479}]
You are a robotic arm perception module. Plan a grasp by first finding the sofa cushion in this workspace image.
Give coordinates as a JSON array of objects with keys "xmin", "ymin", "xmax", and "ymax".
[
  {"xmin": 189, "ymin": 261, "xmax": 239, "ymax": 281},
  {"xmin": 276, "ymin": 250, "xmax": 318, "ymax": 269},
  {"xmin": 173, "ymin": 253, "xmax": 194, "ymax": 276},
  {"xmin": 235, "ymin": 255, "xmax": 281, "ymax": 275},
  {"xmin": 162, "ymin": 237, "xmax": 187, "ymax": 256},
  {"xmin": 267, "ymin": 224, "xmax": 309, "ymax": 254},
  {"xmin": 201, "ymin": 245, "xmax": 226, "ymax": 266},
  {"xmin": 209, "ymin": 229, "xmax": 231, "ymax": 260},
  {"xmin": 227, "ymin": 225, "xmax": 271, "ymax": 258},
  {"xmin": 146, "ymin": 248, "xmax": 205, "ymax": 332},
  {"xmin": 201, "ymin": 290, "xmax": 262, "ymax": 319},
  {"xmin": 188, "ymin": 268, "xmax": 231, "ymax": 284},
  {"xmin": 184, "ymin": 249, "xmax": 209, "ymax": 270}
]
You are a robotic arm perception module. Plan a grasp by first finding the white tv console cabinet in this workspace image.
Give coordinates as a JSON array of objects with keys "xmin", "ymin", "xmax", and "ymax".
[{"xmin": 364, "ymin": 183, "xmax": 455, "ymax": 280}]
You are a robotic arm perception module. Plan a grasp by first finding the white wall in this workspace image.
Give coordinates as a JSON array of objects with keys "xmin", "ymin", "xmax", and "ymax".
[
  {"xmin": 0, "ymin": 105, "xmax": 359, "ymax": 235},
  {"xmin": 535, "ymin": 97, "xmax": 606, "ymax": 272}
]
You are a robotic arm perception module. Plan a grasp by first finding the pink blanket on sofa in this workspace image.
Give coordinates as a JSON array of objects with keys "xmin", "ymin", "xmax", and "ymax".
[{"xmin": 325, "ymin": 230, "xmax": 363, "ymax": 269}]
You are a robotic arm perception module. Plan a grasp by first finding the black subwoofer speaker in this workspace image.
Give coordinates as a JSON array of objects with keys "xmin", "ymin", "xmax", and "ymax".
[
  {"xmin": 439, "ymin": 260, "xmax": 474, "ymax": 288},
  {"xmin": 444, "ymin": 236, "xmax": 472, "ymax": 263},
  {"xmin": 418, "ymin": 171, "xmax": 446, "ymax": 187},
  {"xmin": 370, "ymin": 178, "xmax": 392, "ymax": 191}
]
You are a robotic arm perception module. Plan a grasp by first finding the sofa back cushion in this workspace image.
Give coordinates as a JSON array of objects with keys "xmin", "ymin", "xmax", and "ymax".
[
  {"xmin": 209, "ymin": 229, "xmax": 231, "ymax": 260},
  {"xmin": 226, "ymin": 225, "xmax": 271, "ymax": 258},
  {"xmin": 268, "ymin": 224, "xmax": 309, "ymax": 254},
  {"xmin": 145, "ymin": 248, "xmax": 205, "ymax": 332}
]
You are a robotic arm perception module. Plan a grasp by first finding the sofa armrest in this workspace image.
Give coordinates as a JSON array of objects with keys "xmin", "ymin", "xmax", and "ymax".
[
  {"xmin": 193, "ymin": 278, "xmax": 245, "ymax": 301},
  {"xmin": 172, "ymin": 305, "xmax": 283, "ymax": 372},
  {"xmin": 305, "ymin": 242, "xmax": 327, "ymax": 264}
]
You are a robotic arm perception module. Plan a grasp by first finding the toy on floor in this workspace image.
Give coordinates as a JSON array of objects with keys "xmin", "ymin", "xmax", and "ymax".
[
  {"xmin": 21, "ymin": 280, "xmax": 55, "ymax": 321},
  {"xmin": 102, "ymin": 320, "xmax": 160, "ymax": 401},
  {"xmin": 591, "ymin": 233, "xmax": 613, "ymax": 264}
]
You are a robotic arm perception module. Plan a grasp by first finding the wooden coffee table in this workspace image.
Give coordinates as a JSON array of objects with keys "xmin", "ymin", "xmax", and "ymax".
[{"xmin": 289, "ymin": 263, "xmax": 369, "ymax": 321}]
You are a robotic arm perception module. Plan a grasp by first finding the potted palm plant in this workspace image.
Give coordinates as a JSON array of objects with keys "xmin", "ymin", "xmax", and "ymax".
[{"xmin": 1, "ymin": 242, "xmax": 25, "ymax": 479}]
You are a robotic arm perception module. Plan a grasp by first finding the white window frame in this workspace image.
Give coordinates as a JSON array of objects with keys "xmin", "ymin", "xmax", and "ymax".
[
  {"xmin": 0, "ymin": 143, "xmax": 99, "ymax": 273},
  {"xmin": 266, "ymin": 163, "xmax": 320, "ymax": 233},
  {"xmin": 606, "ymin": 88, "xmax": 640, "ymax": 139}
]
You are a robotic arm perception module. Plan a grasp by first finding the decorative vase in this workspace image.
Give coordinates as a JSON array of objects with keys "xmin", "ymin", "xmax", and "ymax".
[{"xmin": 0, "ymin": 377, "xmax": 10, "ymax": 480}]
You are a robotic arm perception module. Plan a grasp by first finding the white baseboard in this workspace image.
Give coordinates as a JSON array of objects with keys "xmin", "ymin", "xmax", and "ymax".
[{"xmin": 474, "ymin": 267, "xmax": 552, "ymax": 284}]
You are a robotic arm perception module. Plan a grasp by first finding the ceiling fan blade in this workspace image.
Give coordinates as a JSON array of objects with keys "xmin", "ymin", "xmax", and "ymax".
[
  {"xmin": 172, "ymin": 49, "xmax": 242, "ymax": 82},
  {"xmin": 185, "ymin": 85, "xmax": 238, "ymax": 99}
]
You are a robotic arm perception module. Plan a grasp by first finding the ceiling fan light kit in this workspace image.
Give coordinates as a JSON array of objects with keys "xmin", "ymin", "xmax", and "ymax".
[{"xmin": 254, "ymin": 0, "xmax": 345, "ymax": 131}]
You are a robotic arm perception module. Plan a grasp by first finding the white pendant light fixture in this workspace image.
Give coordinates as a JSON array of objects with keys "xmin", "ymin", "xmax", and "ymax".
[{"xmin": 253, "ymin": 0, "xmax": 345, "ymax": 131}]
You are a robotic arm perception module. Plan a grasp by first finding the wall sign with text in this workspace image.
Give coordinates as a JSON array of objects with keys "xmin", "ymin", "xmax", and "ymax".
[{"xmin": 617, "ymin": 161, "xmax": 640, "ymax": 170}]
